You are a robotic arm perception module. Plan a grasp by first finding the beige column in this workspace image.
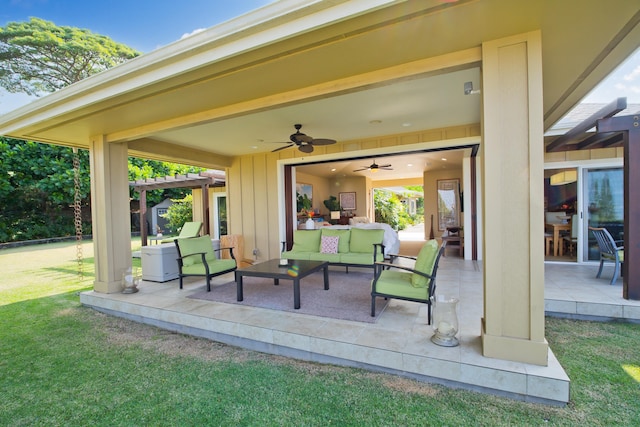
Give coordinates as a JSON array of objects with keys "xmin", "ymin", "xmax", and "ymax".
[
  {"xmin": 481, "ymin": 31, "xmax": 548, "ymax": 365},
  {"xmin": 89, "ymin": 135, "xmax": 132, "ymax": 293}
]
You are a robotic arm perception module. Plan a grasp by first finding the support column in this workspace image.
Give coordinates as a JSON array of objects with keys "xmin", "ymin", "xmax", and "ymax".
[
  {"xmin": 481, "ymin": 31, "xmax": 548, "ymax": 365},
  {"xmin": 597, "ymin": 115, "xmax": 640, "ymax": 300},
  {"xmin": 89, "ymin": 135, "xmax": 132, "ymax": 293}
]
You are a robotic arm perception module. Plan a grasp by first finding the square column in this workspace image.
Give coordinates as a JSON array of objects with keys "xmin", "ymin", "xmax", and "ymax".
[
  {"xmin": 89, "ymin": 136, "xmax": 132, "ymax": 293},
  {"xmin": 481, "ymin": 31, "xmax": 548, "ymax": 365}
]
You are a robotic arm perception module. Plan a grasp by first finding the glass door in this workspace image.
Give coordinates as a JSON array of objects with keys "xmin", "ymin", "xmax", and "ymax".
[
  {"xmin": 544, "ymin": 168, "xmax": 578, "ymax": 261},
  {"xmin": 213, "ymin": 193, "xmax": 227, "ymax": 239},
  {"xmin": 583, "ymin": 167, "xmax": 624, "ymax": 261}
]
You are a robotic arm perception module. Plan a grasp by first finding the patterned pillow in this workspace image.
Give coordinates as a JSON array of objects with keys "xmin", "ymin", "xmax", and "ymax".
[{"xmin": 320, "ymin": 235, "xmax": 339, "ymax": 254}]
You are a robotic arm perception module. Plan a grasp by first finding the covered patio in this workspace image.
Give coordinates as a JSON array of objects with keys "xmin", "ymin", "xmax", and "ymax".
[
  {"xmin": 80, "ymin": 259, "xmax": 640, "ymax": 405},
  {"xmin": 2, "ymin": 0, "xmax": 640, "ymax": 407}
]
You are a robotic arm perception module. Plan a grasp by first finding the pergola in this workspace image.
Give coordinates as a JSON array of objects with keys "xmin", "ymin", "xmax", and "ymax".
[
  {"xmin": 545, "ymin": 98, "xmax": 638, "ymax": 299},
  {"xmin": 129, "ymin": 170, "xmax": 225, "ymax": 246}
]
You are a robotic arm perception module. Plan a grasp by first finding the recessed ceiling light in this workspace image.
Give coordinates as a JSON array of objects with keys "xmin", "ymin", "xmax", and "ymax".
[
  {"xmin": 441, "ymin": 157, "xmax": 447, "ymax": 161},
  {"xmin": 251, "ymin": 146, "xmax": 258, "ymax": 149},
  {"xmin": 407, "ymin": 163, "xmax": 413, "ymax": 167},
  {"xmin": 402, "ymin": 122, "xmax": 412, "ymax": 127},
  {"xmin": 331, "ymin": 168, "xmax": 336, "ymax": 172}
]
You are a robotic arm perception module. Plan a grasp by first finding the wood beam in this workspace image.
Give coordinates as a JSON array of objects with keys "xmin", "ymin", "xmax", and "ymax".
[
  {"xmin": 128, "ymin": 138, "xmax": 232, "ymax": 168},
  {"xmin": 546, "ymin": 98, "xmax": 626, "ymax": 152}
]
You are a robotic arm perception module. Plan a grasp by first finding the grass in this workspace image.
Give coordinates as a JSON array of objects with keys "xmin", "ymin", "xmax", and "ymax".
[{"xmin": 1, "ymin": 240, "xmax": 639, "ymax": 426}]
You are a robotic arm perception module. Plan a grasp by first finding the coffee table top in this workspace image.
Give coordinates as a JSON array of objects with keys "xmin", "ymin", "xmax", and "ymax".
[{"xmin": 237, "ymin": 259, "xmax": 327, "ymax": 277}]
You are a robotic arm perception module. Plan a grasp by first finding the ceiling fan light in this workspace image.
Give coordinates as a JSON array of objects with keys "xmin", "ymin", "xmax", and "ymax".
[{"xmin": 370, "ymin": 167, "xmax": 378, "ymax": 173}]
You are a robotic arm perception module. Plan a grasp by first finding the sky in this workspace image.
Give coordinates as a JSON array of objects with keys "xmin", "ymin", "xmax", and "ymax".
[
  {"xmin": 0, "ymin": 0, "xmax": 639, "ymax": 114},
  {"xmin": 0, "ymin": 0, "xmax": 275, "ymax": 113}
]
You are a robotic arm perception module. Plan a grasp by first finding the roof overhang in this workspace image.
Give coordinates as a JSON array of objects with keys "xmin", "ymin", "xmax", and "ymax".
[{"xmin": 0, "ymin": 0, "xmax": 639, "ymax": 167}]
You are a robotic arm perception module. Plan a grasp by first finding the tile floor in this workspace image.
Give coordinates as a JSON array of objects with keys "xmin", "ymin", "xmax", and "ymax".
[{"xmin": 80, "ymin": 256, "xmax": 639, "ymax": 406}]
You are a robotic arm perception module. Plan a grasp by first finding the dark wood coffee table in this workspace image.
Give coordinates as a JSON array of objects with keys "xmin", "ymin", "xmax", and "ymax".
[{"xmin": 235, "ymin": 259, "xmax": 329, "ymax": 309}]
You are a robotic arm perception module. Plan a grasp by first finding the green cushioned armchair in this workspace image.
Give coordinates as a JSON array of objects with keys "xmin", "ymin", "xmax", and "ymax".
[
  {"xmin": 174, "ymin": 235, "xmax": 237, "ymax": 291},
  {"xmin": 370, "ymin": 240, "xmax": 444, "ymax": 324}
]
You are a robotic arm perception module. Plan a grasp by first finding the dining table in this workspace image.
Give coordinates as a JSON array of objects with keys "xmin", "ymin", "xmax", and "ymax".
[{"xmin": 546, "ymin": 222, "xmax": 571, "ymax": 256}]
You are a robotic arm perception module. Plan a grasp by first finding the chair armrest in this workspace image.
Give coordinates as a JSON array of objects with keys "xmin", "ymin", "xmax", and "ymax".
[
  {"xmin": 388, "ymin": 253, "xmax": 417, "ymax": 261},
  {"xmin": 373, "ymin": 243, "xmax": 386, "ymax": 263},
  {"xmin": 215, "ymin": 246, "xmax": 236, "ymax": 260}
]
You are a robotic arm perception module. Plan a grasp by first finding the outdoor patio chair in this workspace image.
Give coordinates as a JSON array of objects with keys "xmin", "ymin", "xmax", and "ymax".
[
  {"xmin": 370, "ymin": 239, "xmax": 444, "ymax": 324},
  {"xmin": 589, "ymin": 226, "xmax": 624, "ymax": 285},
  {"xmin": 174, "ymin": 235, "xmax": 237, "ymax": 291},
  {"xmin": 161, "ymin": 221, "xmax": 202, "ymax": 243}
]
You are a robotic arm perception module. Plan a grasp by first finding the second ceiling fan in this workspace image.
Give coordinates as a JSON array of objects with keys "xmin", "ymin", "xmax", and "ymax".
[
  {"xmin": 271, "ymin": 124, "xmax": 336, "ymax": 153},
  {"xmin": 353, "ymin": 159, "xmax": 393, "ymax": 173}
]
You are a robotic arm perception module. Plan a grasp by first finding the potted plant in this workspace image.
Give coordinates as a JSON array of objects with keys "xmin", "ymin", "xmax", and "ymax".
[{"xmin": 323, "ymin": 196, "xmax": 341, "ymax": 223}]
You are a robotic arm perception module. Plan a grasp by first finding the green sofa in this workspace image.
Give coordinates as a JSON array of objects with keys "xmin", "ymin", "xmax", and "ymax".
[{"xmin": 281, "ymin": 228, "xmax": 385, "ymax": 271}]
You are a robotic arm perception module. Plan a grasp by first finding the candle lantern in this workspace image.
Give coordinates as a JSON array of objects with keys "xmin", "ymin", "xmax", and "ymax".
[
  {"xmin": 431, "ymin": 295, "xmax": 459, "ymax": 347},
  {"xmin": 121, "ymin": 267, "xmax": 141, "ymax": 294}
]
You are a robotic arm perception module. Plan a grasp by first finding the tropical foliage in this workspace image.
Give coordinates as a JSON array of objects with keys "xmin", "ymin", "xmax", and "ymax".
[
  {"xmin": 0, "ymin": 18, "xmax": 139, "ymax": 95},
  {"xmin": 0, "ymin": 19, "xmax": 202, "ymax": 242},
  {"xmin": 374, "ymin": 187, "xmax": 423, "ymax": 230}
]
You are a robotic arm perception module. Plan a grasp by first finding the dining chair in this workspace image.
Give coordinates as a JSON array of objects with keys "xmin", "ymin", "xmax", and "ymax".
[{"xmin": 563, "ymin": 214, "xmax": 578, "ymax": 256}]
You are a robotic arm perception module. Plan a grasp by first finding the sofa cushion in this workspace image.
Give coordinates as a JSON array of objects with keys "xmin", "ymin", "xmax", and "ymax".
[
  {"xmin": 339, "ymin": 252, "xmax": 376, "ymax": 265},
  {"xmin": 309, "ymin": 252, "xmax": 341, "ymax": 263},
  {"xmin": 320, "ymin": 235, "xmax": 339, "ymax": 254},
  {"xmin": 321, "ymin": 228, "xmax": 351, "ymax": 253},
  {"xmin": 411, "ymin": 239, "xmax": 439, "ymax": 288},
  {"xmin": 281, "ymin": 250, "xmax": 312, "ymax": 260},
  {"xmin": 349, "ymin": 228, "xmax": 384, "ymax": 254},
  {"xmin": 291, "ymin": 229, "xmax": 322, "ymax": 252}
]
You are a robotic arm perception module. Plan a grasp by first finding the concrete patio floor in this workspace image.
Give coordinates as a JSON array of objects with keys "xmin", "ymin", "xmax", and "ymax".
[{"xmin": 80, "ymin": 256, "xmax": 640, "ymax": 406}]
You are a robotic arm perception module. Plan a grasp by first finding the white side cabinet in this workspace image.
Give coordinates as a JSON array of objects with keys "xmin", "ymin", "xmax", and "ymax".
[{"xmin": 141, "ymin": 243, "xmax": 179, "ymax": 282}]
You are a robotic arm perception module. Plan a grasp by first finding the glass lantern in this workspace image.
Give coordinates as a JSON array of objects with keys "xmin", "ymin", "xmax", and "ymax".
[
  {"xmin": 431, "ymin": 295, "xmax": 459, "ymax": 347},
  {"xmin": 121, "ymin": 267, "xmax": 140, "ymax": 294}
]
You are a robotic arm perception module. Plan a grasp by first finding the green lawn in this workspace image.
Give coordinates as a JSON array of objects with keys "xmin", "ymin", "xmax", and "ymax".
[{"xmin": 1, "ymin": 240, "xmax": 639, "ymax": 426}]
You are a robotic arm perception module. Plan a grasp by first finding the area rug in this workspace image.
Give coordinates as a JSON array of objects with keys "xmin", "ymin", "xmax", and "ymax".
[{"xmin": 188, "ymin": 270, "xmax": 388, "ymax": 323}]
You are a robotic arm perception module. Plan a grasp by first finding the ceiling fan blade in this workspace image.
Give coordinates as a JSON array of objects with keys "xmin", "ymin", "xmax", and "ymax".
[
  {"xmin": 353, "ymin": 167, "xmax": 369, "ymax": 172},
  {"xmin": 271, "ymin": 144, "xmax": 294, "ymax": 153},
  {"xmin": 292, "ymin": 133, "xmax": 313, "ymax": 143},
  {"xmin": 309, "ymin": 138, "xmax": 336, "ymax": 146},
  {"xmin": 299, "ymin": 144, "xmax": 314, "ymax": 153},
  {"xmin": 379, "ymin": 164, "xmax": 392, "ymax": 168},
  {"xmin": 380, "ymin": 167, "xmax": 393, "ymax": 170}
]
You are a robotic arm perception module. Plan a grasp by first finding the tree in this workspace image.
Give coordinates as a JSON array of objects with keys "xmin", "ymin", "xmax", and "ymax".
[
  {"xmin": 0, "ymin": 18, "xmax": 139, "ymax": 95},
  {"xmin": 0, "ymin": 18, "xmax": 202, "ymax": 242}
]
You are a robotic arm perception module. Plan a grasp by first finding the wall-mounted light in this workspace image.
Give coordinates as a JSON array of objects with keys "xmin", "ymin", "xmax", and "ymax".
[
  {"xmin": 550, "ymin": 170, "xmax": 577, "ymax": 186},
  {"xmin": 464, "ymin": 81, "xmax": 480, "ymax": 95}
]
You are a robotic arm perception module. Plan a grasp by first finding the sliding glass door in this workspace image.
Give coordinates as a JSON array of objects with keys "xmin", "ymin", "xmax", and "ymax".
[{"xmin": 583, "ymin": 167, "xmax": 624, "ymax": 261}]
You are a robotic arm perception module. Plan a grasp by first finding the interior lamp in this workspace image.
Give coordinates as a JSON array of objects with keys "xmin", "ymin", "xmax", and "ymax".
[{"xmin": 550, "ymin": 170, "xmax": 577, "ymax": 186}]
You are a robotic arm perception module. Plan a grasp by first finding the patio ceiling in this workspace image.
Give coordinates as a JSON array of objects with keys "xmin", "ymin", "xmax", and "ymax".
[{"xmin": 0, "ymin": 0, "xmax": 639, "ymax": 169}]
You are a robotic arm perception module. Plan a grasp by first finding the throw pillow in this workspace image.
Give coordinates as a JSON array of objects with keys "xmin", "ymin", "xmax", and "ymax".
[{"xmin": 320, "ymin": 235, "xmax": 339, "ymax": 254}]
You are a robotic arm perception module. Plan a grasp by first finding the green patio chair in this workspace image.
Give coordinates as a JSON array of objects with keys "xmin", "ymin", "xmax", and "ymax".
[
  {"xmin": 370, "ymin": 239, "xmax": 444, "ymax": 324},
  {"xmin": 161, "ymin": 221, "xmax": 202, "ymax": 243},
  {"xmin": 174, "ymin": 235, "xmax": 237, "ymax": 292}
]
